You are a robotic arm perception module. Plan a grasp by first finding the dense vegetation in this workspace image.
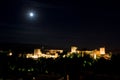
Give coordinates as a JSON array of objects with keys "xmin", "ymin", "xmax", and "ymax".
[{"xmin": 0, "ymin": 52, "xmax": 120, "ymax": 80}]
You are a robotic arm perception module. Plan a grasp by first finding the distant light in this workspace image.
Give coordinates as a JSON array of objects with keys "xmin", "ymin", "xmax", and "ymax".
[
  {"xmin": 28, "ymin": 69, "xmax": 30, "ymax": 72},
  {"xmin": 63, "ymin": 55, "xmax": 66, "ymax": 58},
  {"xmin": 9, "ymin": 52, "xmax": 12, "ymax": 56},
  {"xmin": 33, "ymin": 77, "xmax": 35, "ymax": 80}
]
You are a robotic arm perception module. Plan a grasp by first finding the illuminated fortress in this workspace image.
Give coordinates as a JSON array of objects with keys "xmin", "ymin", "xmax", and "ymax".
[
  {"xmin": 66, "ymin": 46, "xmax": 111, "ymax": 59},
  {"xmin": 26, "ymin": 46, "xmax": 111, "ymax": 60},
  {"xmin": 26, "ymin": 49, "xmax": 62, "ymax": 59}
]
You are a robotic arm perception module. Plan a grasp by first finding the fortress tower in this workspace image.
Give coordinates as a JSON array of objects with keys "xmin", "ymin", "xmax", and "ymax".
[
  {"xmin": 100, "ymin": 47, "xmax": 105, "ymax": 54},
  {"xmin": 71, "ymin": 46, "xmax": 77, "ymax": 53},
  {"xmin": 34, "ymin": 49, "xmax": 42, "ymax": 56}
]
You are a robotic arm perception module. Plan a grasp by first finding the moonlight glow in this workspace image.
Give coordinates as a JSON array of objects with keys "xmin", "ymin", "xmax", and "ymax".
[
  {"xmin": 29, "ymin": 12, "xmax": 34, "ymax": 17},
  {"xmin": 26, "ymin": 10, "xmax": 39, "ymax": 21}
]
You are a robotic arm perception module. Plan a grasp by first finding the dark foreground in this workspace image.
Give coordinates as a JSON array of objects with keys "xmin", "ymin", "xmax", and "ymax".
[
  {"xmin": 0, "ymin": 73, "xmax": 120, "ymax": 80},
  {"xmin": 0, "ymin": 52, "xmax": 120, "ymax": 80}
]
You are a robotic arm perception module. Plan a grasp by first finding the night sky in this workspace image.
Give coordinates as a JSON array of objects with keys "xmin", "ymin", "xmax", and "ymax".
[{"xmin": 0, "ymin": 0, "xmax": 120, "ymax": 49}]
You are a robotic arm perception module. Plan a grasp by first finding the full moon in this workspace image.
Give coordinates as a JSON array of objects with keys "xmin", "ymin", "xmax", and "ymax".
[
  {"xmin": 29, "ymin": 12, "xmax": 34, "ymax": 17},
  {"xmin": 26, "ymin": 10, "xmax": 39, "ymax": 21}
]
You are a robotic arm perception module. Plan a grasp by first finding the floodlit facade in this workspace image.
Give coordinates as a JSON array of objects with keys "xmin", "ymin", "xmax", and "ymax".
[
  {"xmin": 26, "ymin": 49, "xmax": 61, "ymax": 59},
  {"xmin": 34, "ymin": 49, "xmax": 42, "ymax": 56},
  {"xmin": 67, "ymin": 46, "xmax": 111, "ymax": 60},
  {"xmin": 25, "ymin": 46, "xmax": 111, "ymax": 60},
  {"xmin": 100, "ymin": 48, "xmax": 105, "ymax": 54},
  {"xmin": 71, "ymin": 46, "xmax": 78, "ymax": 53},
  {"xmin": 47, "ymin": 49, "xmax": 63, "ymax": 54}
]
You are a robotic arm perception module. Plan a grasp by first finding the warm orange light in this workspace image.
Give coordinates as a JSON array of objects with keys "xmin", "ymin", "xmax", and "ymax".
[
  {"xmin": 31, "ymin": 55, "xmax": 39, "ymax": 58},
  {"xmin": 100, "ymin": 48, "xmax": 105, "ymax": 54},
  {"xmin": 71, "ymin": 46, "xmax": 77, "ymax": 53}
]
